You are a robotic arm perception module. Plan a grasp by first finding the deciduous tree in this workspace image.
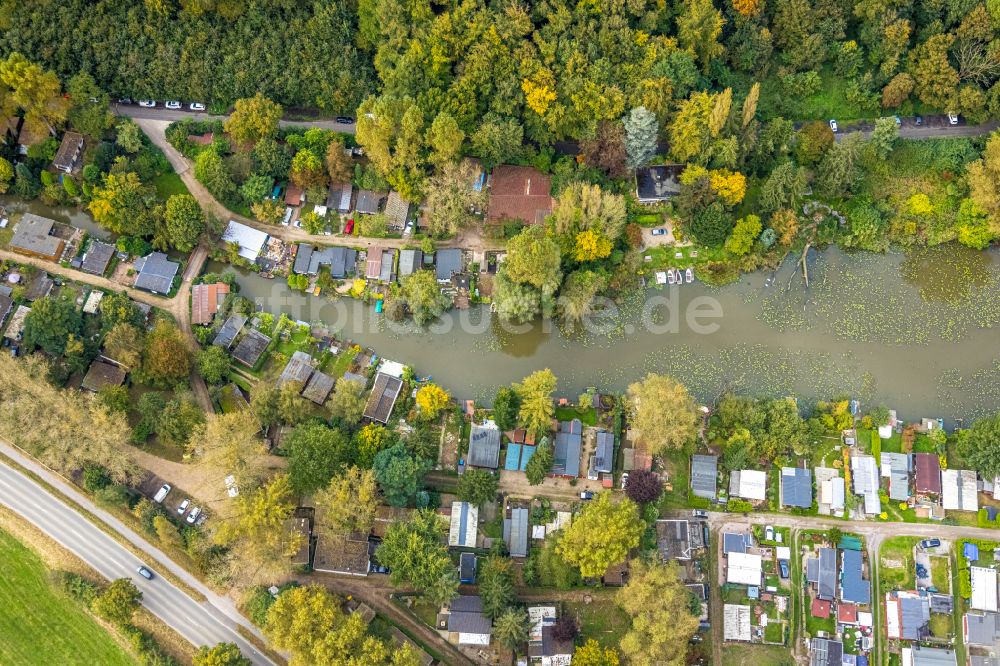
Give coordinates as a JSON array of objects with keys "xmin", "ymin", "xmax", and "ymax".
[
  {"xmin": 557, "ymin": 492, "xmax": 644, "ymax": 577},
  {"xmin": 400, "ymin": 271, "xmax": 452, "ymax": 326},
  {"xmin": 457, "ymin": 468, "xmax": 498, "ymax": 507},
  {"xmin": 573, "ymin": 640, "xmax": 620, "ymax": 666},
  {"xmin": 224, "ymin": 93, "xmax": 282, "ymax": 145},
  {"xmin": 193, "ymin": 643, "xmax": 251, "ymax": 666},
  {"xmin": 515, "ymin": 369, "xmax": 557, "ymax": 435},
  {"xmin": 423, "ymin": 160, "xmax": 488, "ymax": 238},
  {"xmin": 329, "ymin": 376, "xmax": 367, "ymax": 425},
  {"xmin": 372, "ymin": 443, "xmax": 430, "ymax": 507},
  {"xmin": 677, "ymin": 0, "xmax": 726, "ymax": 73},
  {"xmin": 91, "ymin": 578, "xmax": 141, "ymax": 626},
  {"xmin": 314, "ymin": 466, "xmax": 379, "ymax": 535},
  {"xmin": 164, "ymin": 194, "xmax": 206, "ymax": 252},
  {"xmin": 627, "ymin": 373, "xmax": 698, "ymax": 453},
  {"xmin": 142, "ymin": 320, "xmax": 190, "ymax": 386},
  {"xmin": 0, "ymin": 52, "xmax": 69, "ymax": 135},
  {"xmin": 325, "ymin": 137, "xmax": 353, "ymax": 185},
  {"xmin": 23, "ymin": 296, "xmax": 82, "ymax": 356},
  {"xmin": 617, "ymin": 561, "xmax": 699, "ymax": 666},
  {"xmin": 493, "ymin": 607, "xmax": 530, "ymax": 649},
  {"xmin": 376, "ymin": 510, "xmax": 458, "ymax": 605},
  {"xmin": 623, "ymin": 468, "xmax": 664, "ymax": 504},
  {"xmin": 503, "ymin": 227, "xmax": 562, "ymax": 292},
  {"xmin": 285, "ymin": 422, "xmax": 353, "ymax": 495},
  {"xmin": 477, "ymin": 555, "xmax": 516, "ymax": 618}
]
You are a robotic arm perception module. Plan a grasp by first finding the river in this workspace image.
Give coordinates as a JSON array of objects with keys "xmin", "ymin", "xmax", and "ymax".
[
  {"xmin": 1, "ymin": 196, "xmax": 113, "ymax": 240},
  {"xmin": 206, "ymin": 242, "xmax": 1000, "ymax": 424}
]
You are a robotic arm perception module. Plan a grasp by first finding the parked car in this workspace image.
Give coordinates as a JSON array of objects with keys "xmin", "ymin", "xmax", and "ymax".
[
  {"xmin": 920, "ymin": 538, "xmax": 941, "ymax": 549},
  {"xmin": 692, "ymin": 509, "xmax": 708, "ymax": 518},
  {"xmin": 621, "ymin": 472, "xmax": 630, "ymax": 490},
  {"xmin": 164, "ymin": 100, "xmax": 182, "ymax": 110},
  {"xmin": 765, "ymin": 525, "xmax": 774, "ymax": 542},
  {"xmin": 914, "ymin": 115, "xmax": 923, "ymax": 126},
  {"xmin": 948, "ymin": 113, "xmax": 960, "ymax": 125},
  {"xmin": 829, "ymin": 119, "xmax": 838, "ymax": 132},
  {"xmin": 136, "ymin": 566, "xmax": 154, "ymax": 580},
  {"xmin": 186, "ymin": 506, "xmax": 202, "ymax": 524},
  {"xmin": 335, "ymin": 116, "xmax": 356, "ymax": 124},
  {"xmin": 779, "ymin": 560, "xmax": 789, "ymax": 578},
  {"xmin": 224, "ymin": 475, "xmax": 239, "ymax": 498},
  {"xmin": 344, "ymin": 219, "xmax": 355, "ymax": 235},
  {"xmin": 651, "ymin": 228, "xmax": 666, "ymax": 236},
  {"xmin": 137, "ymin": 100, "xmax": 156, "ymax": 108},
  {"xmin": 153, "ymin": 483, "xmax": 171, "ymax": 503},
  {"xmin": 176, "ymin": 498, "xmax": 190, "ymax": 515},
  {"xmin": 189, "ymin": 102, "xmax": 206, "ymax": 112},
  {"xmin": 117, "ymin": 98, "xmax": 133, "ymax": 105},
  {"xmin": 893, "ymin": 115, "xmax": 902, "ymax": 127},
  {"xmin": 579, "ymin": 491, "xmax": 594, "ymax": 500}
]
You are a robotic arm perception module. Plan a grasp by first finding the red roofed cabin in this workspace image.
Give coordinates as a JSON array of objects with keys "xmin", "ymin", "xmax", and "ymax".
[
  {"xmin": 914, "ymin": 452, "xmax": 942, "ymax": 495},
  {"xmin": 486, "ymin": 165, "xmax": 554, "ymax": 226}
]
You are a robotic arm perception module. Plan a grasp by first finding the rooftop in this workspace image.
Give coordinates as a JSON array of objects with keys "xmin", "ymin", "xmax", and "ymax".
[
  {"xmin": 133, "ymin": 252, "xmax": 180, "ymax": 294},
  {"xmin": 312, "ymin": 531, "xmax": 370, "ymax": 576},
  {"xmin": 691, "ymin": 455, "xmax": 718, "ymax": 500},
  {"xmin": 723, "ymin": 604, "xmax": 752, "ymax": 642},
  {"xmin": 53, "ymin": 131, "xmax": 84, "ymax": 171},
  {"xmin": 841, "ymin": 549, "xmax": 870, "ymax": 604},
  {"xmin": 302, "ymin": 371, "xmax": 335, "ymax": 404},
  {"xmin": 222, "ymin": 220, "xmax": 269, "ymax": 262},
  {"xmin": 80, "ymin": 360, "xmax": 127, "ymax": 392},
  {"xmin": 363, "ymin": 372, "xmax": 403, "ymax": 424},
  {"xmin": 232, "ymin": 328, "xmax": 271, "ymax": 367},
  {"xmin": 729, "ymin": 469, "xmax": 767, "ymax": 501},
  {"xmin": 447, "ymin": 595, "xmax": 491, "ymax": 636},
  {"xmin": 486, "ymin": 165, "xmax": 554, "ymax": 225},
  {"xmin": 468, "ymin": 422, "xmax": 501, "ymax": 469},
  {"xmin": 10, "ymin": 213, "xmax": 64, "ymax": 260},
  {"xmin": 503, "ymin": 506, "xmax": 529, "ymax": 558},
  {"xmin": 553, "ymin": 419, "xmax": 582, "ymax": 477},
  {"xmin": 435, "ymin": 249, "xmax": 463, "ymax": 282},
  {"xmin": 213, "ymin": 314, "xmax": 247, "ymax": 348},
  {"xmin": 191, "ymin": 282, "xmax": 230, "ymax": 325},
  {"xmin": 81, "ymin": 241, "xmax": 115, "ymax": 276},
  {"xmin": 914, "ymin": 452, "xmax": 942, "ymax": 494},
  {"xmin": 781, "ymin": 467, "xmax": 813, "ymax": 508},
  {"xmin": 635, "ymin": 164, "xmax": 683, "ymax": 202},
  {"xmin": 727, "ymin": 551, "xmax": 762, "ymax": 586}
]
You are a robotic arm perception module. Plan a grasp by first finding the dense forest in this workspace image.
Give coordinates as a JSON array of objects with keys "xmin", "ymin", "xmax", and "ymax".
[{"xmin": 4, "ymin": 0, "xmax": 1000, "ymax": 139}]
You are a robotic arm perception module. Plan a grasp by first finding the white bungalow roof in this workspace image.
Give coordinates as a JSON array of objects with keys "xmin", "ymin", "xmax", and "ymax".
[
  {"xmin": 727, "ymin": 552, "xmax": 763, "ymax": 586},
  {"xmin": 731, "ymin": 469, "xmax": 767, "ymax": 500},
  {"xmin": 448, "ymin": 501, "xmax": 478, "ymax": 548},
  {"xmin": 851, "ymin": 455, "xmax": 881, "ymax": 515},
  {"xmin": 724, "ymin": 604, "xmax": 752, "ymax": 641},
  {"xmin": 971, "ymin": 567, "xmax": 999, "ymax": 612},
  {"xmin": 222, "ymin": 220, "xmax": 269, "ymax": 261},
  {"xmin": 942, "ymin": 469, "xmax": 979, "ymax": 511}
]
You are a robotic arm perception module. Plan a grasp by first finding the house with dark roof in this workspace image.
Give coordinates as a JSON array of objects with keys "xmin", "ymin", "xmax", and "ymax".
[
  {"xmin": 841, "ymin": 549, "xmax": 870, "ymax": 604},
  {"xmin": 531, "ymin": 625, "xmax": 574, "ymax": 665},
  {"xmin": 964, "ymin": 611, "xmax": 1000, "ymax": 647},
  {"xmin": 435, "ymin": 249, "xmax": 462, "ymax": 282},
  {"xmin": 363, "ymin": 372, "xmax": 403, "ymax": 424},
  {"xmin": 293, "ymin": 243, "xmax": 314, "ymax": 274},
  {"xmin": 213, "ymin": 314, "xmax": 247, "ymax": 348},
  {"xmin": 468, "ymin": 422, "xmax": 501, "ymax": 469},
  {"xmin": 723, "ymin": 532, "xmax": 752, "ymax": 555},
  {"xmin": 503, "ymin": 506, "xmax": 529, "ymax": 558},
  {"xmin": 588, "ymin": 430, "xmax": 614, "ymax": 480},
  {"xmin": 302, "ymin": 371, "xmax": 335, "ymax": 405},
  {"xmin": 304, "ymin": 246, "xmax": 358, "ymax": 278},
  {"xmin": 232, "ymin": 328, "xmax": 271, "ymax": 367},
  {"xmin": 81, "ymin": 241, "xmax": 115, "ymax": 276},
  {"xmin": 810, "ymin": 638, "xmax": 844, "ymax": 666},
  {"xmin": 0, "ymin": 292, "xmax": 13, "ymax": 331},
  {"xmin": 326, "ymin": 182, "xmax": 353, "ymax": 213},
  {"xmin": 356, "ymin": 190, "xmax": 386, "ymax": 215},
  {"xmin": 9, "ymin": 214, "xmax": 65, "ymax": 262},
  {"xmin": 191, "ymin": 282, "xmax": 230, "ymax": 325},
  {"xmin": 459, "ymin": 552, "xmax": 477, "ymax": 584},
  {"xmin": 378, "ymin": 249, "xmax": 396, "ymax": 283},
  {"xmin": 915, "ymin": 453, "xmax": 942, "ymax": 495},
  {"xmin": 313, "ymin": 530, "xmax": 370, "ymax": 576},
  {"xmin": 781, "ymin": 467, "xmax": 813, "ymax": 508},
  {"xmin": 655, "ymin": 519, "xmax": 705, "ymax": 561},
  {"xmin": 690, "ymin": 455, "xmax": 718, "ymax": 500},
  {"xmin": 133, "ymin": 252, "xmax": 180, "ymax": 294},
  {"xmin": 806, "ymin": 547, "xmax": 837, "ymax": 601},
  {"xmin": 398, "ymin": 249, "xmax": 423, "ymax": 278},
  {"xmin": 486, "ymin": 165, "xmax": 554, "ymax": 225},
  {"xmin": 553, "ymin": 419, "xmax": 582, "ymax": 478},
  {"xmin": 24, "ymin": 273, "xmax": 53, "ymax": 301},
  {"xmin": 81, "ymin": 360, "xmax": 127, "ymax": 393},
  {"xmin": 279, "ymin": 351, "xmax": 314, "ymax": 387},
  {"xmin": 446, "ymin": 596, "xmax": 492, "ymax": 645},
  {"xmin": 635, "ymin": 164, "xmax": 683, "ymax": 203},
  {"xmin": 53, "ymin": 131, "xmax": 84, "ymax": 173}
]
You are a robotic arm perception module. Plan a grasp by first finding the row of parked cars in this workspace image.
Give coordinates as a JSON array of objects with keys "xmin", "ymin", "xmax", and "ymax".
[
  {"xmin": 828, "ymin": 113, "xmax": 960, "ymax": 133},
  {"xmin": 153, "ymin": 483, "xmax": 204, "ymax": 524},
  {"xmin": 118, "ymin": 98, "xmax": 206, "ymax": 111}
]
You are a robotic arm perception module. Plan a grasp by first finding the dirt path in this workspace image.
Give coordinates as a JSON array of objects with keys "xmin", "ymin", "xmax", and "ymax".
[{"xmin": 133, "ymin": 118, "xmax": 506, "ymax": 253}]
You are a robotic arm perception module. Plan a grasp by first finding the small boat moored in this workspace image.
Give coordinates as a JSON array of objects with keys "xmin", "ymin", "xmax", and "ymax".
[{"xmin": 685, "ymin": 267, "xmax": 694, "ymax": 283}]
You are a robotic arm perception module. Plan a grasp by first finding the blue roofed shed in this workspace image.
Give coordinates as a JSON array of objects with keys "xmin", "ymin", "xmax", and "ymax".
[
  {"xmin": 965, "ymin": 542, "xmax": 980, "ymax": 561},
  {"xmin": 841, "ymin": 549, "xmax": 870, "ymax": 604},
  {"xmin": 781, "ymin": 467, "xmax": 813, "ymax": 508}
]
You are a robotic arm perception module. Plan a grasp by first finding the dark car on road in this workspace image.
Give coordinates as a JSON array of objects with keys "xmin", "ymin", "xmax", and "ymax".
[
  {"xmin": 335, "ymin": 116, "xmax": 355, "ymax": 124},
  {"xmin": 137, "ymin": 566, "xmax": 154, "ymax": 580}
]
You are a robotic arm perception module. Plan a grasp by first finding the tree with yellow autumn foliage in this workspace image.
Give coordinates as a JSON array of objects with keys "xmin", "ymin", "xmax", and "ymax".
[
  {"xmin": 415, "ymin": 383, "xmax": 450, "ymax": 420},
  {"xmin": 709, "ymin": 169, "xmax": 747, "ymax": 206},
  {"xmin": 574, "ymin": 229, "xmax": 613, "ymax": 262}
]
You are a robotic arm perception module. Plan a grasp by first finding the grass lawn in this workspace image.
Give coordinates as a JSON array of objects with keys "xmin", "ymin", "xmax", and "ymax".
[
  {"xmin": 323, "ymin": 346, "xmax": 359, "ymax": 379},
  {"xmin": 409, "ymin": 600, "xmax": 439, "ymax": 628},
  {"xmin": 722, "ymin": 644, "xmax": 796, "ymax": 666},
  {"xmin": 764, "ymin": 621, "xmax": 786, "ymax": 644},
  {"xmin": 880, "ymin": 536, "xmax": 921, "ymax": 591},
  {"xmin": 642, "ymin": 243, "xmax": 727, "ymax": 272},
  {"xmin": 151, "ymin": 172, "xmax": 190, "ymax": 199},
  {"xmin": 806, "ymin": 612, "xmax": 836, "ymax": 636},
  {"xmin": 0, "ymin": 224, "xmax": 13, "ymax": 248},
  {"xmin": 554, "ymin": 405, "xmax": 597, "ymax": 426},
  {"xmin": 929, "ymin": 613, "xmax": 951, "ymax": 639},
  {"xmin": 563, "ymin": 598, "xmax": 630, "ymax": 650},
  {"xmin": 809, "ymin": 434, "xmax": 842, "ymax": 467},
  {"xmin": 0, "ymin": 529, "xmax": 133, "ymax": 666},
  {"xmin": 930, "ymin": 556, "xmax": 950, "ymax": 592}
]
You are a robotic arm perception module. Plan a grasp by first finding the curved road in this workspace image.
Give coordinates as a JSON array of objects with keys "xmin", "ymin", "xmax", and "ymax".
[{"xmin": 0, "ymin": 441, "xmax": 274, "ymax": 665}]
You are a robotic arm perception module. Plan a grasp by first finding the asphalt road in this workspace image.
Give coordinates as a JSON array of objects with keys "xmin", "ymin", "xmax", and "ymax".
[
  {"xmin": 113, "ymin": 104, "xmax": 357, "ymax": 133},
  {"xmin": 0, "ymin": 444, "xmax": 274, "ymax": 666}
]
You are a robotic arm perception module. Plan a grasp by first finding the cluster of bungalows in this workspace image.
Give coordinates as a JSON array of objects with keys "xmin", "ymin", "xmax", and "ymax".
[
  {"xmin": 720, "ymin": 527, "xmax": 791, "ymax": 646},
  {"xmin": 804, "ymin": 535, "xmax": 874, "ymax": 665},
  {"xmin": 653, "ymin": 519, "xmax": 709, "ymax": 628},
  {"xmin": 961, "ymin": 542, "xmax": 1000, "ymax": 666}
]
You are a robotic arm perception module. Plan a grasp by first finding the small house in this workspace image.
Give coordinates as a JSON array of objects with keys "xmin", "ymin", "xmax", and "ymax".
[
  {"xmin": 780, "ymin": 467, "xmax": 813, "ymax": 508},
  {"xmin": 723, "ymin": 532, "xmax": 752, "ymax": 555},
  {"xmin": 690, "ymin": 455, "xmax": 718, "ymax": 500},
  {"xmin": 355, "ymin": 190, "xmax": 386, "ymax": 215},
  {"xmin": 486, "ymin": 165, "xmax": 554, "ymax": 225},
  {"xmin": 398, "ymin": 249, "xmax": 423, "ymax": 278},
  {"xmin": 302, "ymin": 371, "xmax": 335, "ymax": 405},
  {"xmin": 723, "ymin": 604, "xmax": 752, "ymax": 642},
  {"xmin": 232, "ymin": 328, "xmax": 271, "ymax": 367},
  {"xmin": 9, "ymin": 214, "xmax": 65, "ymax": 262},
  {"xmin": 363, "ymin": 372, "xmax": 403, "ymax": 424},
  {"xmin": 213, "ymin": 314, "xmax": 247, "ymax": 348},
  {"xmin": 191, "ymin": 282, "xmax": 230, "ymax": 325},
  {"xmin": 964, "ymin": 611, "xmax": 1000, "ymax": 647},
  {"xmin": 222, "ymin": 220, "xmax": 269, "ymax": 262},
  {"xmin": 326, "ymin": 182, "xmax": 353, "ymax": 214},
  {"xmin": 468, "ymin": 422, "xmax": 501, "ymax": 469},
  {"xmin": 503, "ymin": 506, "xmax": 529, "ymax": 558},
  {"xmin": 587, "ymin": 430, "xmax": 614, "ymax": 480},
  {"xmin": 278, "ymin": 351, "xmax": 315, "ymax": 387},
  {"xmin": 552, "ymin": 420, "xmax": 582, "ymax": 478},
  {"xmin": 914, "ymin": 453, "xmax": 942, "ymax": 495},
  {"xmin": 881, "ymin": 452, "xmax": 912, "ymax": 501},
  {"xmin": 840, "ymin": 549, "xmax": 870, "ymax": 604},
  {"xmin": 942, "ymin": 469, "xmax": 978, "ymax": 511},
  {"xmin": 312, "ymin": 530, "xmax": 370, "ymax": 576},
  {"xmin": 458, "ymin": 552, "xmax": 477, "ymax": 585},
  {"xmin": 905, "ymin": 646, "xmax": 957, "ymax": 666},
  {"xmin": 810, "ymin": 638, "xmax": 844, "ymax": 666},
  {"xmin": 435, "ymin": 249, "xmax": 462, "ymax": 283},
  {"xmin": 284, "ymin": 183, "xmax": 304, "ymax": 207},
  {"xmin": 655, "ymin": 519, "xmax": 701, "ymax": 561},
  {"xmin": 729, "ymin": 470, "xmax": 766, "ymax": 501},
  {"xmin": 635, "ymin": 164, "xmax": 683, "ymax": 203},
  {"xmin": 446, "ymin": 595, "xmax": 492, "ymax": 646},
  {"xmin": 885, "ymin": 590, "xmax": 930, "ymax": 640},
  {"xmin": 384, "ymin": 191, "xmax": 410, "ymax": 229},
  {"xmin": 448, "ymin": 501, "xmax": 478, "ymax": 548},
  {"xmin": 133, "ymin": 252, "xmax": 179, "ymax": 294},
  {"xmin": 81, "ymin": 241, "xmax": 115, "ymax": 276},
  {"xmin": 0, "ymin": 292, "xmax": 12, "ymax": 330},
  {"xmin": 365, "ymin": 248, "xmax": 383, "ymax": 280},
  {"xmin": 726, "ymin": 551, "xmax": 762, "ymax": 587},
  {"xmin": 80, "ymin": 360, "xmax": 127, "ymax": 393},
  {"xmin": 4, "ymin": 305, "xmax": 30, "ymax": 341},
  {"xmin": 52, "ymin": 131, "xmax": 84, "ymax": 173},
  {"xmin": 851, "ymin": 455, "xmax": 881, "ymax": 515},
  {"xmin": 971, "ymin": 567, "xmax": 999, "ymax": 612}
]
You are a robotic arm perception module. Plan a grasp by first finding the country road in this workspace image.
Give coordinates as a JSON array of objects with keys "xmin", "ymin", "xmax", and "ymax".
[
  {"xmin": 0, "ymin": 441, "xmax": 273, "ymax": 665},
  {"xmin": 114, "ymin": 104, "xmax": 357, "ymax": 133}
]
